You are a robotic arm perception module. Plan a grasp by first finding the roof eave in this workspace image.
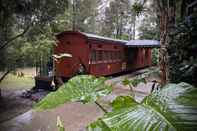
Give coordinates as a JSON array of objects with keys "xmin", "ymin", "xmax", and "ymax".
[{"xmin": 127, "ymin": 45, "xmax": 161, "ymax": 48}]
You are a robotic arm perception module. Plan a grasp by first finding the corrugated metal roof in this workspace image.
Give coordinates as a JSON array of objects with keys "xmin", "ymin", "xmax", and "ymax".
[
  {"xmin": 56, "ymin": 31, "xmax": 160, "ymax": 48},
  {"xmin": 126, "ymin": 40, "xmax": 160, "ymax": 48},
  {"xmin": 82, "ymin": 32, "xmax": 128, "ymax": 44}
]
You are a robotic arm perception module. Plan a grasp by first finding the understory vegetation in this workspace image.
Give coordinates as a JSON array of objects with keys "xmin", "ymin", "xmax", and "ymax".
[
  {"xmin": 169, "ymin": 15, "xmax": 197, "ymax": 86},
  {"xmin": 36, "ymin": 75, "xmax": 197, "ymax": 131},
  {"xmin": 87, "ymin": 82, "xmax": 197, "ymax": 131},
  {"xmin": 36, "ymin": 75, "xmax": 112, "ymax": 110}
]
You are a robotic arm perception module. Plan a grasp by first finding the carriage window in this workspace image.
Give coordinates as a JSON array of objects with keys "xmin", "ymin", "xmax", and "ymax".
[
  {"xmin": 103, "ymin": 51, "xmax": 108, "ymax": 61},
  {"xmin": 106, "ymin": 51, "xmax": 109, "ymax": 61},
  {"xmin": 114, "ymin": 52, "xmax": 116, "ymax": 60},
  {"xmin": 121, "ymin": 52, "xmax": 124, "ymax": 60},
  {"xmin": 98, "ymin": 50, "xmax": 102, "ymax": 61},
  {"xmin": 113, "ymin": 52, "xmax": 116, "ymax": 60},
  {"xmin": 95, "ymin": 50, "xmax": 98, "ymax": 61},
  {"xmin": 115, "ymin": 51, "xmax": 118, "ymax": 60},
  {"xmin": 91, "ymin": 50, "xmax": 96, "ymax": 62},
  {"xmin": 118, "ymin": 51, "xmax": 121, "ymax": 60},
  {"xmin": 107, "ymin": 51, "xmax": 111, "ymax": 61},
  {"xmin": 110, "ymin": 51, "xmax": 113, "ymax": 60}
]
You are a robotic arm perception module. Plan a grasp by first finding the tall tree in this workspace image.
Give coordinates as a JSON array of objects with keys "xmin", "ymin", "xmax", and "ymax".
[
  {"xmin": 154, "ymin": 0, "xmax": 176, "ymax": 85},
  {"xmin": 71, "ymin": 0, "xmax": 101, "ymax": 33},
  {"xmin": 138, "ymin": 0, "xmax": 159, "ymax": 40},
  {"xmin": 0, "ymin": 0, "xmax": 68, "ymax": 51},
  {"xmin": 0, "ymin": 0, "xmax": 68, "ymax": 82},
  {"xmin": 101, "ymin": 0, "xmax": 130, "ymax": 38},
  {"xmin": 130, "ymin": 1, "xmax": 145, "ymax": 40}
]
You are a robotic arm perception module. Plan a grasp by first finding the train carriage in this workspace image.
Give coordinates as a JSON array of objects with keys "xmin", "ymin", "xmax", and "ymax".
[
  {"xmin": 55, "ymin": 31, "xmax": 127, "ymax": 80},
  {"xmin": 54, "ymin": 31, "xmax": 160, "ymax": 82}
]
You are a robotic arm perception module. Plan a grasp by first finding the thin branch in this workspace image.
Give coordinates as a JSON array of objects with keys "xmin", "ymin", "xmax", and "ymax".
[
  {"xmin": 95, "ymin": 101, "xmax": 108, "ymax": 113},
  {"xmin": 0, "ymin": 70, "xmax": 10, "ymax": 83},
  {"xmin": 0, "ymin": 26, "xmax": 30, "ymax": 51}
]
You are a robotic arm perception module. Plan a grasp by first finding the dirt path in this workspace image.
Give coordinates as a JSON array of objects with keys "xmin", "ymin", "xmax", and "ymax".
[
  {"xmin": 0, "ymin": 89, "xmax": 35, "ymax": 123},
  {"xmin": 0, "ymin": 102, "xmax": 104, "ymax": 131},
  {"xmin": 0, "ymin": 83, "xmax": 153, "ymax": 131}
]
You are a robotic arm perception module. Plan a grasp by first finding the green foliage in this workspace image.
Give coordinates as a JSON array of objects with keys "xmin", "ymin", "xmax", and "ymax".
[
  {"xmin": 57, "ymin": 116, "xmax": 65, "ymax": 131},
  {"xmin": 132, "ymin": 78, "xmax": 146, "ymax": 87},
  {"xmin": 35, "ymin": 75, "xmax": 112, "ymax": 110},
  {"xmin": 87, "ymin": 82, "xmax": 197, "ymax": 131},
  {"xmin": 138, "ymin": 1, "xmax": 159, "ymax": 40},
  {"xmin": 70, "ymin": 0, "xmax": 101, "ymax": 33},
  {"xmin": 0, "ymin": 0, "xmax": 68, "ymax": 71},
  {"xmin": 131, "ymin": 2, "xmax": 144, "ymax": 16},
  {"xmin": 122, "ymin": 77, "xmax": 146, "ymax": 97},
  {"xmin": 111, "ymin": 96, "xmax": 137, "ymax": 110},
  {"xmin": 152, "ymin": 48, "xmax": 159, "ymax": 65},
  {"xmin": 122, "ymin": 78, "xmax": 130, "ymax": 86},
  {"xmin": 122, "ymin": 77, "xmax": 146, "ymax": 87},
  {"xmin": 100, "ymin": 0, "xmax": 130, "ymax": 38},
  {"xmin": 168, "ymin": 15, "xmax": 197, "ymax": 86}
]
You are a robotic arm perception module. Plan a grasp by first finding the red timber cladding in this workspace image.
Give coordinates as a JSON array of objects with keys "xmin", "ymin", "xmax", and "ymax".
[
  {"xmin": 146, "ymin": 48, "xmax": 152, "ymax": 66},
  {"xmin": 127, "ymin": 47, "xmax": 152, "ymax": 70},
  {"xmin": 54, "ymin": 33, "xmax": 89, "ymax": 78},
  {"xmin": 129, "ymin": 48, "xmax": 143, "ymax": 69},
  {"xmin": 88, "ymin": 40, "xmax": 125, "ymax": 76},
  {"xmin": 138, "ymin": 48, "xmax": 151, "ymax": 68},
  {"xmin": 138, "ymin": 48, "xmax": 152, "ymax": 68}
]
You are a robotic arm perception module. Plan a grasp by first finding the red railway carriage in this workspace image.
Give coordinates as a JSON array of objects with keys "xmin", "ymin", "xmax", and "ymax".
[
  {"xmin": 54, "ymin": 31, "xmax": 160, "ymax": 80},
  {"xmin": 54, "ymin": 31, "xmax": 127, "ymax": 79}
]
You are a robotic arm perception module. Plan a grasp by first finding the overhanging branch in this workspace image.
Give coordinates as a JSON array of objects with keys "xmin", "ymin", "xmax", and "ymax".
[
  {"xmin": 0, "ymin": 26, "xmax": 30, "ymax": 51},
  {"xmin": 0, "ymin": 70, "xmax": 10, "ymax": 83}
]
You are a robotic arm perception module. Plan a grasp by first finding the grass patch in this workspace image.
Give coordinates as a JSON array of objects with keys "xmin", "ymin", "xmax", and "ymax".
[{"xmin": 0, "ymin": 74, "xmax": 34, "ymax": 90}]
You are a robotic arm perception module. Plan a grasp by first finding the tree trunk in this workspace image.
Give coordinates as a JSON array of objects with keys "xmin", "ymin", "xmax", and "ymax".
[
  {"xmin": 156, "ymin": 0, "xmax": 175, "ymax": 85},
  {"xmin": 132, "ymin": 15, "xmax": 136, "ymax": 40},
  {"xmin": 159, "ymin": 10, "xmax": 169, "ymax": 85},
  {"xmin": 0, "ymin": 70, "xmax": 10, "ymax": 98},
  {"xmin": 72, "ymin": 0, "xmax": 77, "ymax": 31}
]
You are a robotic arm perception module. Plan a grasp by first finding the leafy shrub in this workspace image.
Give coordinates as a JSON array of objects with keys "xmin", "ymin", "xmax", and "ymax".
[
  {"xmin": 87, "ymin": 82, "xmax": 197, "ymax": 131},
  {"xmin": 168, "ymin": 15, "xmax": 197, "ymax": 86},
  {"xmin": 152, "ymin": 48, "xmax": 159, "ymax": 65},
  {"xmin": 35, "ymin": 75, "xmax": 112, "ymax": 110},
  {"xmin": 122, "ymin": 78, "xmax": 146, "ymax": 97}
]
